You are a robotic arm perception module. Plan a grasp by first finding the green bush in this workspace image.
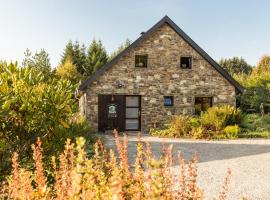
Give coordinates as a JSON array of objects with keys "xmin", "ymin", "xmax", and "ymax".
[
  {"xmin": 150, "ymin": 116, "xmax": 194, "ymax": 138},
  {"xmin": 0, "ymin": 62, "xmax": 94, "ymax": 177},
  {"xmin": 240, "ymin": 114, "xmax": 270, "ymax": 132},
  {"xmin": 234, "ymin": 72, "xmax": 270, "ymax": 113},
  {"xmin": 224, "ymin": 125, "xmax": 240, "ymax": 138},
  {"xmin": 200, "ymin": 105, "xmax": 242, "ymax": 131},
  {"xmin": 151, "ymin": 106, "xmax": 242, "ymax": 139}
]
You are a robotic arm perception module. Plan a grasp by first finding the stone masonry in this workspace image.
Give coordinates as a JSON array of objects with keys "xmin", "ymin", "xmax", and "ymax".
[{"xmin": 79, "ymin": 23, "xmax": 236, "ymax": 132}]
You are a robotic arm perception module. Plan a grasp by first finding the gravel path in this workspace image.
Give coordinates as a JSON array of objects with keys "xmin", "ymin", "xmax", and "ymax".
[{"xmin": 100, "ymin": 133, "xmax": 270, "ymax": 200}]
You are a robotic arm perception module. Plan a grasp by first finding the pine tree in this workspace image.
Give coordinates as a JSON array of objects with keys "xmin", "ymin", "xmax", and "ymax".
[
  {"xmin": 61, "ymin": 40, "xmax": 74, "ymax": 65},
  {"xmin": 219, "ymin": 57, "xmax": 253, "ymax": 75},
  {"xmin": 61, "ymin": 40, "xmax": 87, "ymax": 75},
  {"xmin": 73, "ymin": 41, "xmax": 87, "ymax": 74},
  {"xmin": 110, "ymin": 38, "xmax": 131, "ymax": 59},
  {"xmin": 85, "ymin": 39, "xmax": 108, "ymax": 76},
  {"xmin": 56, "ymin": 56, "xmax": 82, "ymax": 83}
]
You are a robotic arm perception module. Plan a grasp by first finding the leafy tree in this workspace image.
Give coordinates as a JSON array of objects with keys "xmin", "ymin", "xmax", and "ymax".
[
  {"xmin": 235, "ymin": 72, "xmax": 270, "ymax": 112},
  {"xmin": 253, "ymin": 55, "xmax": 270, "ymax": 74},
  {"xmin": 110, "ymin": 38, "xmax": 131, "ymax": 59},
  {"xmin": 219, "ymin": 57, "xmax": 253, "ymax": 75},
  {"xmin": 56, "ymin": 56, "xmax": 82, "ymax": 83},
  {"xmin": 61, "ymin": 40, "xmax": 87, "ymax": 75},
  {"xmin": 22, "ymin": 48, "xmax": 52, "ymax": 76},
  {"xmin": 85, "ymin": 39, "xmax": 108, "ymax": 76}
]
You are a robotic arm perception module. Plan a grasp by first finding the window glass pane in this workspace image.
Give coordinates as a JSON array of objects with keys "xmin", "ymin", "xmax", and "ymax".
[
  {"xmin": 181, "ymin": 57, "xmax": 192, "ymax": 69},
  {"xmin": 126, "ymin": 96, "xmax": 139, "ymax": 107},
  {"xmin": 135, "ymin": 55, "xmax": 148, "ymax": 67},
  {"xmin": 126, "ymin": 108, "xmax": 139, "ymax": 118},
  {"xmin": 126, "ymin": 119, "xmax": 139, "ymax": 130},
  {"xmin": 164, "ymin": 96, "xmax": 173, "ymax": 106}
]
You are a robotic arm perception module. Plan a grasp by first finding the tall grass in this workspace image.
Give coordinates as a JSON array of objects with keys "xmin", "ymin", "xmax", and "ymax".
[{"xmin": 1, "ymin": 130, "xmax": 231, "ymax": 199}]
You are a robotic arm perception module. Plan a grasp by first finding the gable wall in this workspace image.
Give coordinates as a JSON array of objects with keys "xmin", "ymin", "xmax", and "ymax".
[{"xmin": 82, "ymin": 23, "xmax": 236, "ymax": 132}]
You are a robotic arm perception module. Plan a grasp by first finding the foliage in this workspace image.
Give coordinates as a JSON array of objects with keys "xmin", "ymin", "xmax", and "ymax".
[
  {"xmin": 1, "ymin": 132, "xmax": 232, "ymax": 199},
  {"xmin": 240, "ymin": 114, "xmax": 270, "ymax": 132},
  {"xmin": 61, "ymin": 40, "xmax": 87, "ymax": 75},
  {"xmin": 232, "ymin": 56, "xmax": 270, "ymax": 113},
  {"xmin": 252, "ymin": 55, "xmax": 270, "ymax": 75},
  {"xmin": 22, "ymin": 48, "xmax": 52, "ymax": 77},
  {"xmin": 235, "ymin": 72, "xmax": 270, "ymax": 112},
  {"xmin": 61, "ymin": 39, "xmax": 109, "ymax": 77},
  {"xmin": 150, "ymin": 106, "xmax": 242, "ymax": 139},
  {"xmin": 151, "ymin": 116, "xmax": 194, "ymax": 138},
  {"xmin": 238, "ymin": 131, "xmax": 270, "ymax": 138},
  {"xmin": 224, "ymin": 125, "xmax": 240, "ymax": 139},
  {"xmin": 56, "ymin": 56, "xmax": 82, "ymax": 83},
  {"xmin": 85, "ymin": 39, "xmax": 108, "ymax": 76},
  {"xmin": 110, "ymin": 38, "xmax": 131, "ymax": 59},
  {"xmin": 219, "ymin": 57, "xmax": 253, "ymax": 75},
  {"xmin": 0, "ymin": 62, "xmax": 93, "ymax": 177},
  {"xmin": 200, "ymin": 106, "xmax": 242, "ymax": 131}
]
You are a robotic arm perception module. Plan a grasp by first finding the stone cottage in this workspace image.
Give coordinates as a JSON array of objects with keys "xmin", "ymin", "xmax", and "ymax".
[{"xmin": 76, "ymin": 16, "xmax": 243, "ymax": 133}]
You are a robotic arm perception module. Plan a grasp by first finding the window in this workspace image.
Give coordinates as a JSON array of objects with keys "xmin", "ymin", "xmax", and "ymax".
[
  {"xmin": 125, "ymin": 96, "xmax": 140, "ymax": 130},
  {"xmin": 164, "ymin": 96, "xmax": 174, "ymax": 106},
  {"xmin": 195, "ymin": 97, "xmax": 212, "ymax": 114},
  {"xmin": 180, "ymin": 57, "xmax": 192, "ymax": 69},
  {"xmin": 135, "ymin": 55, "xmax": 148, "ymax": 68}
]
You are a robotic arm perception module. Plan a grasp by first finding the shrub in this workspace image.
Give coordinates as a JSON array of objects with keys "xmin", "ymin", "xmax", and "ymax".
[
  {"xmin": 0, "ymin": 62, "xmax": 94, "ymax": 178},
  {"xmin": 191, "ymin": 126, "xmax": 205, "ymax": 139},
  {"xmin": 151, "ymin": 106, "xmax": 243, "ymax": 139},
  {"xmin": 240, "ymin": 114, "xmax": 270, "ymax": 132},
  {"xmin": 200, "ymin": 106, "xmax": 242, "ymax": 131},
  {"xmin": 224, "ymin": 125, "xmax": 240, "ymax": 139},
  {"xmin": 150, "ymin": 116, "xmax": 193, "ymax": 138},
  {"xmin": 0, "ymin": 132, "xmax": 232, "ymax": 199}
]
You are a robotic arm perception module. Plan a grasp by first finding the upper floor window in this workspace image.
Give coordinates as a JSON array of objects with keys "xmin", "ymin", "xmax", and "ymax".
[
  {"xmin": 135, "ymin": 55, "xmax": 148, "ymax": 68},
  {"xmin": 180, "ymin": 57, "xmax": 192, "ymax": 69}
]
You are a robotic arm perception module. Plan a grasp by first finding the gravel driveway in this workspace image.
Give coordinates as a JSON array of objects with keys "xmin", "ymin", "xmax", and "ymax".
[{"xmin": 100, "ymin": 133, "xmax": 270, "ymax": 200}]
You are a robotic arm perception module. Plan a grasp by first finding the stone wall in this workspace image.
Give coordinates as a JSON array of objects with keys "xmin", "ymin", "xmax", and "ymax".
[{"xmin": 81, "ymin": 23, "xmax": 236, "ymax": 132}]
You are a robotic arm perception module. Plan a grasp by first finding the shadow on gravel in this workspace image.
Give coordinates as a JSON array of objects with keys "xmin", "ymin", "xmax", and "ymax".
[{"xmin": 101, "ymin": 134, "xmax": 270, "ymax": 165}]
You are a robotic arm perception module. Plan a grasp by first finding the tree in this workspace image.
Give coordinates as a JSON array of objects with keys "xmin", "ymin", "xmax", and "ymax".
[
  {"xmin": 56, "ymin": 56, "xmax": 82, "ymax": 83},
  {"xmin": 110, "ymin": 38, "xmax": 131, "ymax": 59},
  {"xmin": 22, "ymin": 48, "xmax": 52, "ymax": 76},
  {"xmin": 85, "ymin": 39, "xmax": 108, "ymax": 76},
  {"xmin": 219, "ymin": 57, "xmax": 253, "ymax": 75},
  {"xmin": 253, "ymin": 55, "xmax": 270, "ymax": 74},
  {"xmin": 60, "ymin": 40, "xmax": 74, "ymax": 64},
  {"xmin": 61, "ymin": 40, "xmax": 87, "ymax": 75}
]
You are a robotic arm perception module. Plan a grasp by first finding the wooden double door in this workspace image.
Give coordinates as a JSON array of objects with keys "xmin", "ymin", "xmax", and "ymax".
[{"xmin": 98, "ymin": 95, "xmax": 141, "ymax": 132}]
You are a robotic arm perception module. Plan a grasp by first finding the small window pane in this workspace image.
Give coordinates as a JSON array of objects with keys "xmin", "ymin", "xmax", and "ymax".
[
  {"xmin": 181, "ymin": 57, "xmax": 192, "ymax": 69},
  {"xmin": 126, "ymin": 119, "xmax": 139, "ymax": 130},
  {"xmin": 126, "ymin": 96, "xmax": 139, "ymax": 107},
  {"xmin": 164, "ymin": 96, "xmax": 174, "ymax": 106},
  {"xmin": 135, "ymin": 55, "xmax": 148, "ymax": 68},
  {"xmin": 126, "ymin": 108, "xmax": 139, "ymax": 118}
]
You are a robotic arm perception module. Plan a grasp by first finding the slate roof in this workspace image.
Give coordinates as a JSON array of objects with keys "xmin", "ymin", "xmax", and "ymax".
[{"xmin": 78, "ymin": 15, "xmax": 244, "ymax": 93}]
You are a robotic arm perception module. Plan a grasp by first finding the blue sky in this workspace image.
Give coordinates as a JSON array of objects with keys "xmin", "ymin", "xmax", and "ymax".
[{"xmin": 0, "ymin": 0, "xmax": 269, "ymax": 67}]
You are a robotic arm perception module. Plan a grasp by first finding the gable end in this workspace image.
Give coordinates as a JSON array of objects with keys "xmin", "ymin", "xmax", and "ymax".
[{"xmin": 78, "ymin": 16, "xmax": 244, "ymax": 93}]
